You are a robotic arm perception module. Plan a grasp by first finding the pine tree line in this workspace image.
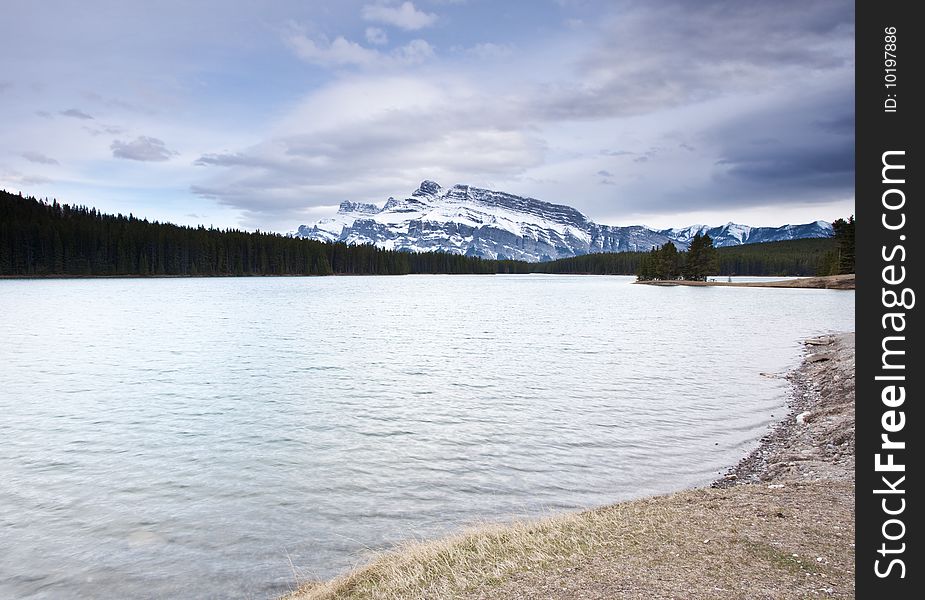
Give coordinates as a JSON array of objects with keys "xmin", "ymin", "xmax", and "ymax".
[
  {"xmin": 0, "ymin": 191, "xmax": 497, "ymax": 276},
  {"xmin": 536, "ymin": 237, "xmax": 841, "ymax": 277},
  {"xmin": 714, "ymin": 237, "xmax": 843, "ymax": 276}
]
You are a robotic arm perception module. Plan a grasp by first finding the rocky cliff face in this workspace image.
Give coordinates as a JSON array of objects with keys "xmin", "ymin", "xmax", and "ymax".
[{"xmin": 295, "ymin": 181, "xmax": 833, "ymax": 262}]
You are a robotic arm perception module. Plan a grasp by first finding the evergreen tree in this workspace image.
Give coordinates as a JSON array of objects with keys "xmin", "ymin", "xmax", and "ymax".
[
  {"xmin": 818, "ymin": 215, "xmax": 855, "ymax": 275},
  {"xmin": 636, "ymin": 248, "xmax": 656, "ymax": 281},
  {"xmin": 682, "ymin": 233, "xmax": 717, "ymax": 281},
  {"xmin": 831, "ymin": 215, "xmax": 855, "ymax": 274},
  {"xmin": 655, "ymin": 242, "xmax": 681, "ymax": 280}
]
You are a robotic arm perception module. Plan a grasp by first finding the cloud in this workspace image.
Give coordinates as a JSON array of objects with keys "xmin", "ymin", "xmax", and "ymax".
[
  {"xmin": 464, "ymin": 42, "xmax": 513, "ymax": 59},
  {"xmin": 361, "ymin": 2, "xmax": 437, "ymax": 30},
  {"xmin": 193, "ymin": 0, "xmax": 852, "ymax": 229},
  {"xmin": 286, "ymin": 33, "xmax": 382, "ymax": 67},
  {"xmin": 111, "ymin": 136, "xmax": 178, "ymax": 161},
  {"xmin": 285, "ymin": 30, "xmax": 434, "ymax": 68},
  {"xmin": 706, "ymin": 92, "xmax": 854, "ymax": 197},
  {"xmin": 597, "ymin": 169, "xmax": 616, "ymax": 185},
  {"xmin": 84, "ymin": 124, "xmax": 126, "ymax": 137},
  {"xmin": 599, "ymin": 149, "xmax": 634, "ymax": 157},
  {"xmin": 22, "ymin": 152, "xmax": 59, "ymax": 165},
  {"xmin": 365, "ymin": 27, "xmax": 388, "ymax": 45},
  {"xmin": 814, "ymin": 113, "xmax": 854, "ymax": 135},
  {"xmin": 20, "ymin": 174, "xmax": 54, "ymax": 185},
  {"xmin": 59, "ymin": 108, "xmax": 94, "ymax": 120},
  {"xmin": 82, "ymin": 92, "xmax": 157, "ymax": 115},
  {"xmin": 393, "ymin": 39, "xmax": 435, "ymax": 63},
  {"xmin": 523, "ymin": 0, "xmax": 853, "ymax": 122},
  {"xmin": 3, "ymin": 0, "xmax": 855, "ymax": 232},
  {"xmin": 1, "ymin": 166, "xmax": 54, "ymax": 187},
  {"xmin": 193, "ymin": 152, "xmax": 277, "ymax": 168},
  {"xmin": 595, "ymin": 84, "xmax": 855, "ymax": 219},
  {"xmin": 0, "ymin": 82, "xmax": 12, "ymax": 93},
  {"xmin": 191, "ymin": 76, "xmax": 546, "ymax": 224}
]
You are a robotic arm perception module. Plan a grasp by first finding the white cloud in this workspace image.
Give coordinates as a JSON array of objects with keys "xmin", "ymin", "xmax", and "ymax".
[
  {"xmin": 361, "ymin": 2, "xmax": 438, "ymax": 31},
  {"xmin": 365, "ymin": 27, "xmax": 388, "ymax": 45},
  {"xmin": 393, "ymin": 38, "xmax": 435, "ymax": 63},
  {"xmin": 191, "ymin": 75, "xmax": 547, "ymax": 226},
  {"xmin": 286, "ymin": 34, "xmax": 382, "ymax": 67},
  {"xmin": 285, "ymin": 30, "xmax": 434, "ymax": 68}
]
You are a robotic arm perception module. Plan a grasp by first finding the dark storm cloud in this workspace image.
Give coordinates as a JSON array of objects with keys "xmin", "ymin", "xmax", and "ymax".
[
  {"xmin": 716, "ymin": 144, "xmax": 853, "ymax": 185},
  {"xmin": 814, "ymin": 113, "xmax": 855, "ymax": 135},
  {"xmin": 709, "ymin": 89, "xmax": 853, "ymax": 188},
  {"xmin": 59, "ymin": 108, "xmax": 94, "ymax": 120},
  {"xmin": 111, "ymin": 136, "xmax": 178, "ymax": 162},
  {"xmin": 624, "ymin": 85, "xmax": 855, "ymax": 215},
  {"xmin": 529, "ymin": 0, "xmax": 853, "ymax": 121}
]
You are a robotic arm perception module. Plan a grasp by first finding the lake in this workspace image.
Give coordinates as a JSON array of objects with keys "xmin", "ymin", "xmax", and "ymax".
[{"xmin": 0, "ymin": 275, "xmax": 854, "ymax": 599}]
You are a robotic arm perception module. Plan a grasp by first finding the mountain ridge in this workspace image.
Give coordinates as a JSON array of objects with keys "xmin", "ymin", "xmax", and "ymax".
[{"xmin": 295, "ymin": 181, "xmax": 833, "ymax": 262}]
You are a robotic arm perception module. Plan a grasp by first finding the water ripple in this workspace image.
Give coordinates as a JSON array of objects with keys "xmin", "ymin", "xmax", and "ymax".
[{"xmin": 0, "ymin": 275, "xmax": 854, "ymax": 599}]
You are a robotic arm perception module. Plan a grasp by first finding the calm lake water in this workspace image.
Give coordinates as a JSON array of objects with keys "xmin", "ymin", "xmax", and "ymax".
[{"xmin": 0, "ymin": 275, "xmax": 854, "ymax": 599}]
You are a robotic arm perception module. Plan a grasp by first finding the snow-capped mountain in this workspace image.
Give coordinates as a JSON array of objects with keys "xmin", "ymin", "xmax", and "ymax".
[
  {"xmin": 295, "ymin": 181, "xmax": 833, "ymax": 262},
  {"xmin": 657, "ymin": 221, "xmax": 835, "ymax": 248}
]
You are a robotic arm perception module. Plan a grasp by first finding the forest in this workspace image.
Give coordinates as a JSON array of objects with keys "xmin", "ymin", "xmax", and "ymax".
[
  {"xmin": 0, "ymin": 190, "xmax": 498, "ymax": 276},
  {"xmin": 1, "ymin": 190, "xmax": 850, "ymax": 278}
]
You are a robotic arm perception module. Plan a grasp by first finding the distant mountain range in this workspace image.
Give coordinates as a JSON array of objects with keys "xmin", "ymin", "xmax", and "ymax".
[{"xmin": 294, "ymin": 181, "xmax": 833, "ymax": 262}]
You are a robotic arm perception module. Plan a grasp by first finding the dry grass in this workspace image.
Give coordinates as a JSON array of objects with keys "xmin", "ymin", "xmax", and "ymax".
[{"xmin": 287, "ymin": 481, "xmax": 854, "ymax": 600}]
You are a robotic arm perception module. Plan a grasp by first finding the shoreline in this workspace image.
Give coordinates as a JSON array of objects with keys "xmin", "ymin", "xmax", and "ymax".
[
  {"xmin": 2, "ymin": 274, "xmax": 855, "ymax": 287},
  {"xmin": 636, "ymin": 273, "xmax": 855, "ymax": 290},
  {"xmin": 713, "ymin": 333, "xmax": 855, "ymax": 488},
  {"xmin": 285, "ymin": 333, "xmax": 856, "ymax": 599}
]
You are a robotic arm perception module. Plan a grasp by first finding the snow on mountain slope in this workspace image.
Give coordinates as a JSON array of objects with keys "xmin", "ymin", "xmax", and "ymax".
[{"xmin": 295, "ymin": 181, "xmax": 834, "ymax": 262}]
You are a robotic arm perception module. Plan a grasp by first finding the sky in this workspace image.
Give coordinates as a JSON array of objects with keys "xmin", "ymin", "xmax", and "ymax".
[{"xmin": 1, "ymin": 0, "xmax": 855, "ymax": 232}]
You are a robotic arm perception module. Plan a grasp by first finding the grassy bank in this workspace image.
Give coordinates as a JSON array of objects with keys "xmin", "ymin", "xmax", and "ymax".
[
  {"xmin": 286, "ymin": 335, "xmax": 856, "ymax": 599},
  {"xmin": 288, "ymin": 482, "xmax": 852, "ymax": 600}
]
